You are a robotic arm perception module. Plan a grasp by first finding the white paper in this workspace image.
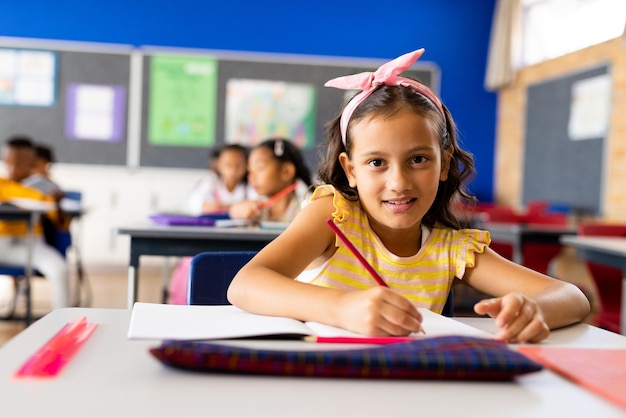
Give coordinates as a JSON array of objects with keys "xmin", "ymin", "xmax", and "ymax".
[
  {"xmin": 127, "ymin": 302, "xmax": 491, "ymax": 341},
  {"xmin": 568, "ymin": 74, "xmax": 612, "ymax": 141}
]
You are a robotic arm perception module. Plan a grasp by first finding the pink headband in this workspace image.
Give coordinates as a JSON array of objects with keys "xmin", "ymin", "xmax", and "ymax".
[{"xmin": 324, "ymin": 49, "xmax": 445, "ymax": 145}]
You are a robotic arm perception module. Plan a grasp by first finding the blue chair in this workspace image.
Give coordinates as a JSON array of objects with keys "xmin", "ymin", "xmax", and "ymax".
[
  {"xmin": 187, "ymin": 251, "xmax": 455, "ymax": 317},
  {"xmin": 188, "ymin": 252, "xmax": 257, "ymax": 305}
]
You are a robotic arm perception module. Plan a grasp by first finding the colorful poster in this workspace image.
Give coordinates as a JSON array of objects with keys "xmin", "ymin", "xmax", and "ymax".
[
  {"xmin": 65, "ymin": 83, "xmax": 126, "ymax": 142},
  {"xmin": 225, "ymin": 78, "xmax": 317, "ymax": 148},
  {"xmin": 148, "ymin": 55, "xmax": 218, "ymax": 146},
  {"xmin": 0, "ymin": 48, "xmax": 56, "ymax": 106}
]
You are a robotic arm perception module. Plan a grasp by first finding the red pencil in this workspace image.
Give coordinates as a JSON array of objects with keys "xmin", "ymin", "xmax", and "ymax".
[
  {"xmin": 304, "ymin": 335, "xmax": 415, "ymax": 344},
  {"xmin": 325, "ymin": 219, "xmax": 388, "ymax": 287},
  {"xmin": 258, "ymin": 182, "xmax": 298, "ymax": 210}
]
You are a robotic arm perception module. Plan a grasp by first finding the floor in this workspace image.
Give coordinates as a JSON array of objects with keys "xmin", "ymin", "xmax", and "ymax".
[{"xmin": 0, "ymin": 263, "xmax": 165, "ymax": 346}]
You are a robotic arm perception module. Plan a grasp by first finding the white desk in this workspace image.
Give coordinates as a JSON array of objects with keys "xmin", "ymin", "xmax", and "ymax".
[
  {"xmin": 560, "ymin": 235, "xmax": 626, "ymax": 335},
  {"xmin": 479, "ymin": 222, "xmax": 577, "ymax": 265},
  {"xmin": 114, "ymin": 225, "xmax": 281, "ymax": 307},
  {"xmin": 1, "ymin": 308, "xmax": 625, "ymax": 418}
]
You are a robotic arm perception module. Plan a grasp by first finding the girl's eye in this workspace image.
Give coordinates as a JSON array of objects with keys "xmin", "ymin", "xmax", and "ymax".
[
  {"xmin": 367, "ymin": 159, "xmax": 384, "ymax": 167},
  {"xmin": 411, "ymin": 155, "xmax": 427, "ymax": 164}
]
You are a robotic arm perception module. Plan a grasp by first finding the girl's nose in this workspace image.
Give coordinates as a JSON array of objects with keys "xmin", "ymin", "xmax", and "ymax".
[{"xmin": 386, "ymin": 166, "xmax": 411, "ymax": 192}]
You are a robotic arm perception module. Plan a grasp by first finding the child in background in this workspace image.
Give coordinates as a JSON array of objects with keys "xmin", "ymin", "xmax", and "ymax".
[
  {"xmin": 0, "ymin": 177, "xmax": 70, "ymax": 311},
  {"xmin": 228, "ymin": 138, "xmax": 313, "ymax": 223},
  {"xmin": 228, "ymin": 49, "xmax": 590, "ymax": 343},
  {"xmin": 186, "ymin": 144, "xmax": 252, "ymax": 215},
  {"xmin": 26, "ymin": 143, "xmax": 63, "ymax": 198},
  {"xmin": 168, "ymin": 144, "xmax": 253, "ymax": 304},
  {"xmin": 4, "ymin": 136, "xmax": 63, "ymax": 198}
]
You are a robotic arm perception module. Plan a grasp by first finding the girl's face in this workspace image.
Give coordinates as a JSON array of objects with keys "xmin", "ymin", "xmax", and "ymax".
[
  {"xmin": 247, "ymin": 147, "xmax": 294, "ymax": 197},
  {"xmin": 339, "ymin": 109, "xmax": 451, "ymax": 236},
  {"xmin": 216, "ymin": 149, "xmax": 247, "ymax": 189}
]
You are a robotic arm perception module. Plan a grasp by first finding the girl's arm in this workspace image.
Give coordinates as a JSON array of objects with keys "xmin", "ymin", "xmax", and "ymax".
[
  {"xmin": 464, "ymin": 248, "xmax": 591, "ymax": 343},
  {"xmin": 227, "ymin": 196, "xmax": 423, "ymax": 336}
]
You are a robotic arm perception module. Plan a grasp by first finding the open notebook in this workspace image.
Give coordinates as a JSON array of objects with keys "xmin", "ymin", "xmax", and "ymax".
[{"xmin": 127, "ymin": 302, "xmax": 492, "ymax": 341}]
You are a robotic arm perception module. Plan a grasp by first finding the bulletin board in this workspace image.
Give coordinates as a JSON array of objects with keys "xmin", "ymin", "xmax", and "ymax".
[
  {"xmin": 522, "ymin": 65, "xmax": 610, "ymax": 215},
  {"xmin": 0, "ymin": 40, "xmax": 132, "ymax": 166},
  {"xmin": 138, "ymin": 50, "xmax": 438, "ymax": 170}
]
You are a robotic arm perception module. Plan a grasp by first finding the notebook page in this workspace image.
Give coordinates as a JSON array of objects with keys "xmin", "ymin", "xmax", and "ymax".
[{"xmin": 127, "ymin": 303, "xmax": 315, "ymax": 340}]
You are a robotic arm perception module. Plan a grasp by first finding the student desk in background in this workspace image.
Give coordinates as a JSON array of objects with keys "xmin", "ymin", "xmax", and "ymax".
[
  {"xmin": 478, "ymin": 222, "xmax": 577, "ymax": 265},
  {"xmin": 0, "ymin": 205, "xmax": 44, "ymax": 325},
  {"xmin": 561, "ymin": 235, "xmax": 626, "ymax": 335},
  {"xmin": 114, "ymin": 225, "xmax": 281, "ymax": 307},
  {"xmin": 1, "ymin": 308, "xmax": 625, "ymax": 418}
]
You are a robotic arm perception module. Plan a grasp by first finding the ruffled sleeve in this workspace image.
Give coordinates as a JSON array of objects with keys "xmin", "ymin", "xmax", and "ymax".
[
  {"xmin": 309, "ymin": 184, "xmax": 353, "ymax": 223},
  {"xmin": 453, "ymin": 229, "xmax": 491, "ymax": 280}
]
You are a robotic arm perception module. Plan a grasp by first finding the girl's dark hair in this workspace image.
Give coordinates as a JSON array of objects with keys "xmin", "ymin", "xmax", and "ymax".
[
  {"xmin": 317, "ymin": 84, "xmax": 476, "ymax": 229},
  {"xmin": 256, "ymin": 138, "xmax": 312, "ymax": 187},
  {"xmin": 211, "ymin": 143, "xmax": 249, "ymax": 160}
]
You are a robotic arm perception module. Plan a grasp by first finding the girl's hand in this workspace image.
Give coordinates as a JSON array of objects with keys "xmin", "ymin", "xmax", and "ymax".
[
  {"xmin": 335, "ymin": 287, "xmax": 424, "ymax": 336},
  {"xmin": 228, "ymin": 200, "xmax": 261, "ymax": 220},
  {"xmin": 474, "ymin": 293, "xmax": 550, "ymax": 343}
]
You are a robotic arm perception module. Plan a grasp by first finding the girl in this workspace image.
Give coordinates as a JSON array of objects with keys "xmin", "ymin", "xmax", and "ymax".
[
  {"xmin": 186, "ymin": 144, "xmax": 253, "ymax": 215},
  {"xmin": 228, "ymin": 138, "xmax": 312, "ymax": 223},
  {"xmin": 170, "ymin": 143, "xmax": 253, "ymax": 304},
  {"xmin": 227, "ymin": 49, "xmax": 590, "ymax": 343}
]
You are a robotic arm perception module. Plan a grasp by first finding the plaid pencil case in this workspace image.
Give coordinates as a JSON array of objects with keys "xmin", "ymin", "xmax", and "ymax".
[{"xmin": 149, "ymin": 335, "xmax": 542, "ymax": 380}]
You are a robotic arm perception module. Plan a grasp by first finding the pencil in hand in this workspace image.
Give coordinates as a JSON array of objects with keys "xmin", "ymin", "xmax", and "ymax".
[
  {"xmin": 325, "ymin": 219, "xmax": 426, "ymax": 335},
  {"xmin": 325, "ymin": 219, "xmax": 388, "ymax": 287},
  {"xmin": 258, "ymin": 183, "xmax": 298, "ymax": 210}
]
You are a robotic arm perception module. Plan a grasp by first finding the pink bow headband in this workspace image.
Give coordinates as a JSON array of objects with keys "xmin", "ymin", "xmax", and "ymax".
[{"xmin": 324, "ymin": 49, "xmax": 445, "ymax": 145}]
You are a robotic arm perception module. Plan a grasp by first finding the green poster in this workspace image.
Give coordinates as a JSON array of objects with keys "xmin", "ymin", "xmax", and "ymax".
[{"xmin": 148, "ymin": 55, "xmax": 217, "ymax": 146}]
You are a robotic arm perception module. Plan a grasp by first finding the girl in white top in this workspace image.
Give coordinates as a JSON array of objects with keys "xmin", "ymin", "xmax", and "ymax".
[{"xmin": 186, "ymin": 144, "xmax": 256, "ymax": 215}]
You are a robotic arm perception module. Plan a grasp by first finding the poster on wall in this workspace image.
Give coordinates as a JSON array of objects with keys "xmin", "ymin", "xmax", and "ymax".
[
  {"xmin": 148, "ymin": 54, "xmax": 218, "ymax": 147},
  {"xmin": 224, "ymin": 78, "xmax": 317, "ymax": 148},
  {"xmin": 568, "ymin": 74, "xmax": 612, "ymax": 141},
  {"xmin": 0, "ymin": 48, "xmax": 56, "ymax": 107},
  {"xmin": 65, "ymin": 83, "xmax": 126, "ymax": 142}
]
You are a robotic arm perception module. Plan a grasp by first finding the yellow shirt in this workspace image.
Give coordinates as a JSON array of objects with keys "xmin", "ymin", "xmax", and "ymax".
[
  {"xmin": 298, "ymin": 185, "xmax": 491, "ymax": 314},
  {"xmin": 0, "ymin": 178, "xmax": 55, "ymax": 237}
]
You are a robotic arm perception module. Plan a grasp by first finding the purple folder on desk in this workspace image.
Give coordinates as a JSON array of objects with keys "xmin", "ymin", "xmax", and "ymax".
[{"xmin": 149, "ymin": 213, "xmax": 228, "ymax": 226}]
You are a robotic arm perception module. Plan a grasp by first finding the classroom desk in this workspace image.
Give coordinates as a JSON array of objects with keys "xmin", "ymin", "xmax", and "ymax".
[
  {"xmin": 479, "ymin": 222, "xmax": 577, "ymax": 265},
  {"xmin": 0, "ymin": 205, "xmax": 43, "ymax": 326},
  {"xmin": 114, "ymin": 225, "xmax": 281, "ymax": 308},
  {"xmin": 1, "ymin": 308, "xmax": 625, "ymax": 418},
  {"xmin": 560, "ymin": 235, "xmax": 626, "ymax": 335}
]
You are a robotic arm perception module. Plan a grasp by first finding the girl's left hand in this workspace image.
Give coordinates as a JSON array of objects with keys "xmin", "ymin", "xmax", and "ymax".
[{"xmin": 473, "ymin": 293, "xmax": 550, "ymax": 343}]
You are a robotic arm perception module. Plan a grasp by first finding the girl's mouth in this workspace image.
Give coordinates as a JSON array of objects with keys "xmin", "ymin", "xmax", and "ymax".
[{"xmin": 383, "ymin": 198, "xmax": 416, "ymax": 212}]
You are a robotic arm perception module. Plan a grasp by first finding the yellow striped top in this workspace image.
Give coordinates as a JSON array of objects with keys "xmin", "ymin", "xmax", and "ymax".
[{"xmin": 298, "ymin": 185, "xmax": 491, "ymax": 314}]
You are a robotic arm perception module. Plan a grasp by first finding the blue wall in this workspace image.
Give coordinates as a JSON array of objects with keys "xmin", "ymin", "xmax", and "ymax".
[{"xmin": 0, "ymin": 0, "xmax": 497, "ymax": 201}]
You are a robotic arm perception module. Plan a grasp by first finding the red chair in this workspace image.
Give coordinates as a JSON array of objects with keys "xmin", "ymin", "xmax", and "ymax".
[
  {"xmin": 479, "ymin": 205, "xmax": 524, "ymax": 261},
  {"xmin": 521, "ymin": 211, "xmax": 569, "ymax": 275},
  {"xmin": 578, "ymin": 223, "xmax": 626, "ymax": 334}
]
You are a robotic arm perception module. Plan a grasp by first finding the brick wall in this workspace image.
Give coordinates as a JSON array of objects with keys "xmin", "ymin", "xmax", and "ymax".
[{"xmin": 496, "ymin": 37, "xmax": 626, "ymax": 220}]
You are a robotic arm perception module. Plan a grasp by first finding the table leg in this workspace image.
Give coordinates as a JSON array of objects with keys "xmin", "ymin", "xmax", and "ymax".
[
  {"xmin": 23, "ymin": 212, "xmax": 38, "ymax": 326},
  {"xmin": 127, "ymin": 266, "xmax": 138, "ymax": 309}
]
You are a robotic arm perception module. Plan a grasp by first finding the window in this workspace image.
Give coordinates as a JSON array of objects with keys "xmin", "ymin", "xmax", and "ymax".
[{"xmin": 522, "ymin": 0, "xmax": 626, "ymax": 66}]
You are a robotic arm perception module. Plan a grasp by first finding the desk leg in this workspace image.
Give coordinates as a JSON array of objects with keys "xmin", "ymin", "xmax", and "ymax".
[
  {"xmin": 513, "ymin": 236, "xmax": 523, "ymax": 265},
  {"xmin": 127, "ymin": 266, "xmax": 138, "ymax": 309}
]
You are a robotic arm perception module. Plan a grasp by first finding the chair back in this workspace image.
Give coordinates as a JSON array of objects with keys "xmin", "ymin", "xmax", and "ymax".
[
  {"xmin": 187, "ymin": 252, "xmax": 256, "ymax": 305},
  {"xmin": 578, "ymin": 223, "xmax": 626, "ymax": 333}
]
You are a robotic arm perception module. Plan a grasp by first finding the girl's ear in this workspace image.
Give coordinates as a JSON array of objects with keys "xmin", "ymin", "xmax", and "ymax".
[
  {"xmin": 439, "ymin": 146, "xmax": 454, "ymax": 181},
  {"xmin": 338, "ymin": 152, "xmax": 357, "ymax": 188},
  {"xmin": 280, "ymin": 161, "xmax": 296, "ymax": 182}
]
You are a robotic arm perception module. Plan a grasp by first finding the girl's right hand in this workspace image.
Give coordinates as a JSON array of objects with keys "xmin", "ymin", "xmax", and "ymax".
[{"xmin": 335, "ymin": 287, "xmax": 424, "ymax": 336}]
